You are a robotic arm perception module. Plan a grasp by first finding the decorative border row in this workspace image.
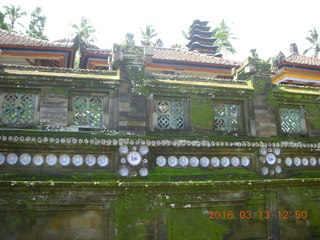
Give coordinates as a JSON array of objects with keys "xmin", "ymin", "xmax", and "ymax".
[
  {"xmin": 155, "ymin": 156, "xmax": 251, "ymax": 168},
  {"xmin": 1, "ymin": 135, "xmax": 320, "ymax": 149},
  {"xmin": 0, "ymin": 153, "xmax": 110, "ymax": 167}
]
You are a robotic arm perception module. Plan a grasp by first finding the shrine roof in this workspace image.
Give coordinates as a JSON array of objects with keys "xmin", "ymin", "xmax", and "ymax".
[
  {"xmin": 283, "ymin": 53, "xmax": 320, "ymax": 67},
  {"xmin": 1, "ymin": 64, "xmax": 118, "ymax": 77},
  {"xmin": 0, "ymin": 29, "xmax": 74, "ymax": 49},
  {"xmin": 152, "ymin": 48, "xmax": 240, "ymax": 67},
  {"xmin": 81, "ymin": 47, "xmax": 111, "ymax": 55},
  {"xmin": 151, "ymin": 73, "xmax": 253, "ymax": 90}
]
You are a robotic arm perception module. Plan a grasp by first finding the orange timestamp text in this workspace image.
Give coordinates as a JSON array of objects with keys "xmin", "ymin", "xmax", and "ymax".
[{"xmin": 208, "ymin": 210, "xmax": 308, "ymax": 220}]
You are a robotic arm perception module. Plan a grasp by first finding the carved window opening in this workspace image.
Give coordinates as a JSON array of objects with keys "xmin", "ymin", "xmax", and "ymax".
[
  {"xmin": 279, "ymin": 107, "xmax": 302, "ymax": 133},
  {"xmin": 213, "ymin": 104, "xmax": 240, "ymax": 132},
  {"xmin": 72, "ymin": 96, "xmax": 103, "ymax": 128},
  {"xmin": 1, "ymin": 93, "xmax": 36, "ymax": 126},
  {"xmin": 156, "ymin": 101, "xmax": 184, "ymax": 129}
]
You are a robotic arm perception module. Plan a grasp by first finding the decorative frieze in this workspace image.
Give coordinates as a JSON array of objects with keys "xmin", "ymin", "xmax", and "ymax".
[{"xmin": 0, "ymin": 152, "xmax": 110, "ymax": 167}]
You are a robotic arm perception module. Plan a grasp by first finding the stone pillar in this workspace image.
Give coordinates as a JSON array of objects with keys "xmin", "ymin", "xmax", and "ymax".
[
  {"xmin": 236, "ymin": 57, "xmax": 278, "ymax": 138},
  {"xmin": 114, "ymin": 45, "xmax": 147, "ymax": 135}
]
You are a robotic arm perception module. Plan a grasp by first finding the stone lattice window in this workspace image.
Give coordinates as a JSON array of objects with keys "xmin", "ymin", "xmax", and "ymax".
[
  {"xmin": 213, "ymin": 104, "xmax": 240, "ymax": 132},
  {"xmin": 1, "ymin": 93, "xmax": 36, "ymax": 126},
  {"xmin": 156, "ymin": 101, "xmax": 184, "ymax": 129},
  {"xmin": 72, "ymin": 96, "xmax": 103, "ymax": 127},
  {"xmin": 279, "ymin": 108, "xmax": 302, "ymax": 133}
]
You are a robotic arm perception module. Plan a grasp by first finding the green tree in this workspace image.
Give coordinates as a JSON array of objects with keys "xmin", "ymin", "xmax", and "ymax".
[
  {"xmin": 3, "ymin": 4, "xmax": 26, "ymax": 31},
  {"xmin": 71, "ymin": 17, "xmax": 96, "ymax": 51},
  {"xmin": 27, "ymin": 7, "xmax": 48, "ymax": 40},
  {"xmin": 154, "ymin": 38, "xmax": 164, "ymax": 47},
  {"xmin": 141, "ymin": 24, "xmax": 158, "ymax": 46},
  {"xmin": 71, "ymin": 17, "xmax": 96, "ymax": 68},
  {"xmin": 303, "ymin": 28, "xmax": 320, "ymax": 58},
  {"xmin": 212, "ymin": 19, "xmax": 237, "ymax": 55},
  {"xmin": 0, "ymin": 11, "xmax": 9, "ymax": 30}
]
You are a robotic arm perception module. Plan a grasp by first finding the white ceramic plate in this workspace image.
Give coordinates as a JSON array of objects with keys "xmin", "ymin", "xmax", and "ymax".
[
  {"xmin": 293, "ymin": 157, "xmax": 301, "ymax": 166},
  {"xmin": 7, "ymin": 153, "xmax": 18, "ymax": 165},
  {"xmin": 168, "ymin": 156, "xmax": 178, "ymax": 167},
  {"xmin": 0, "ymin": 153, "xmax": 5, "ymax": 165},
  {"xmin": 231, "ymin": 157, "xmax": 240, "ymax": 167},
  {"xmin": 119, "ymin": 166, "xmax": 129, "ymax": 177},
  {"xmin": 241, "ymin": 157, "xmax": 250, "ymax": 167},
  {"xmin": 156, "ymin": 156, "xmax": 166, "ymax": 167},
  {"xmin": 200, "ymin": 157, "xmax": 210, "ymax": 167},
  {"xmin": 139, "ymin": 146, "xmax": 149, "ymax": 155},
  {"xmin": 274, "ymin": 148, "xmax": 281, "ymax": 156},
  {"xmin": 127, "ymin": 151, "xmax": 142, "ymax": 166},
  {"xmin": 285, "ymin": 157, "xmax": 293, "ymax": 167},
  {"xmin": 20, "ymin": 153, "xmax": 31, "ymax": 166},
  {"xmin": 261, "ymin": 167, "xmax": 269, "ymax": 175},
  {"xmin": 97, "ymin": 155, "xmax": 109, "ymax": 167},
  {"xmin": 85, "ymin": 154, "xmax": 96, "ymax": 166},
  {"xmin": 72, "ymin": 154, "xmax": 83, "ymax": 166},
  {"xmin": 189, "ymin": 157, "xmax": 199, "ymax": 167},
  {"xmin": 179, "ymin": 156, "xmax": 189, "ymax": 167},
  {"xmin": 221, "ymin": 157, "xmax": 230, "ymax": 167},
  {"xmin": 266, "ymin": 153, "xmax": 276, "ymax": 165},
  {"xmin": 46, "ymin": 154, "xmax": 57, "ymax": 166},
  {"xmin": 139, "ymin": 167, "xmax": 148, "ymax": 177},
  {"xmin": 211, "ymin": 157, "xmax": 220, "ymax": 167},
  {"xmin": 259, "ymin": 148, "xmax": 267, "ymax": 155},
  {"xmin": 302, "ymin": 157, "xmax": 309, "ymax": 166},
  {"xmin": 59, "ymin": 154, "xmax": 71, "ymax": 166},
  {"xmin": 275, "ymin": 165, "xmax": 282, "ymax": 174},
  {"xmin": 310, "ymin": 157, "xmax": 317, "ymax": 166},
  {"xmin": 33, "ymin": 154, "xmax": 44, "ymax": 166},
  {"xmin": 119, "ymin": 145, "xmax": 129, "ymax": 155}
]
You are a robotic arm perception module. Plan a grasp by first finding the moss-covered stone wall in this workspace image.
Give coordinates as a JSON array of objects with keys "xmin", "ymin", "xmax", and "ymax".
[{"xmin": 0, "ymin": 180, "xmax": 319, "ymax": 239}]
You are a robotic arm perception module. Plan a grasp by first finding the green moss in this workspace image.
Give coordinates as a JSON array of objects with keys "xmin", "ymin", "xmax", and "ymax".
[
  {"xmin": 305, "ymin": 104, "xmax": 320, "ymax": 130},
  {"xmin": 113, "ymin": 190, "xmax": 163, "ymax": 240},
  {"xmin": 190, "ymin": 97, "xmax": 212, "ymax": 127},
  {"xmin": 149, "ymin": 168, "xmax": 261, "ymax": 182},
  {"xmin": 289, "ymin": 170, "xmax": 320, "ymax": 179},
  {"xmin": 49, "ymin": 87, "xmax": 68, "ymax": 95},
  {"xmin": 168, "ymin": 208, "xmax": 229, "ymax": 240},
  {"xmin": 253, "ymin": 78, "xmax": 266, "ymax": 94}
]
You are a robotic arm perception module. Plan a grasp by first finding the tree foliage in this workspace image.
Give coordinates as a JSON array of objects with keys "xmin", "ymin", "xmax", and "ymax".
[
  {"xmin": 27, "ymin": 7, "xmax": 48, "ymax": 40},
  {"xmin": 0, "ymin": 11, "xmax": 9, "ymax": 30},
  {"xmin": 3, "ymin": 4, "xmax": 26, "ymax": 31},
  {"xmin": 71, "ymin": 17, "xmax": 96, "ymax": 51},
  {"xmin": 303, "ymin": 28, "xmax": 320, "ymax": 58},
  {"xmin": 212, "ymin": 20, "xmax": 237, "ymax": 55},
  {"xmin": 154, "ymin": 38, "xmax": 164, "ymax": 47},
  {"xmin": 141, "ymin": 24, "xmax": 158, "ymax": 46}
]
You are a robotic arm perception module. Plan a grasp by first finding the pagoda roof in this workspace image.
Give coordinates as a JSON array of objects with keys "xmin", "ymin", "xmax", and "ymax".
[
  {"xmin": 0, "ymin": 29, "xmax": 74, "ymax": 49},
  {"xmin": 152, "ymin": 48, "xmax": 240, "ymax": 66},
  {"xmin": 189, "ymin": 24, "xmax": 210, "ymax": 32},
  {"xmin": 190, "ymin": 20, "xmax": 209, "ymax": 27},
  {"xmin": 189, "ymin": 42, "xmax": 218, "ymax": 52},
  {"xmin": 187, "ymin": 35, "xmax": 216, "ymax": 47},
  {"xmin": 189, "ymin": 29, "xmax": 213, "ymax": 38}
]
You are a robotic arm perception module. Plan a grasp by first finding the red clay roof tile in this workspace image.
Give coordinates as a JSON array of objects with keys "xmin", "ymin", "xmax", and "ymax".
[
  {"xmin": 152, "ymin": 47, "xmax": 240, "ymax": 66},
  {"xmin": 0, "ymin": 29, "xmax": 74, "ymax": 48},
  {"xmin": 286, "ymin": 54, "xmax": 320, "ymax": 66}
]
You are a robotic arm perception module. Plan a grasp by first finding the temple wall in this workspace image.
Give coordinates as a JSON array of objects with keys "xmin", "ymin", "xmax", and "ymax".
[{"xmin": 0, "ymin": 180, "xmax": 319, "ymax": 240}]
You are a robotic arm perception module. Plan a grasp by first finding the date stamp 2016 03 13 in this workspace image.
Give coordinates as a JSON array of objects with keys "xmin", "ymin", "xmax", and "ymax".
[{"xmin": 208, "ymin": 210, "xmax": 308, "ymax": 220}]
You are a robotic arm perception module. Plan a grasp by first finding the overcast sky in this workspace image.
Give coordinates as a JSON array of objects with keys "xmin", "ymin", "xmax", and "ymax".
[{"xmin": 1, "ymin": 0, "xmax": 319, "ymax": 62}]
